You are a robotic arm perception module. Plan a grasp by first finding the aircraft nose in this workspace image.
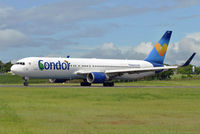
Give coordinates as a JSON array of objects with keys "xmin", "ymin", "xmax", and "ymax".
[
  {"xmin": 11, "ymin": 65, "xmax": 16, "ymax": 74},
  {"xmin": 11, "ymin": 65, "xmax": 26, "ymax": 76},
  {"xmin": 11, "ymin": 65, "xmax": 19, "ymax": 74}
]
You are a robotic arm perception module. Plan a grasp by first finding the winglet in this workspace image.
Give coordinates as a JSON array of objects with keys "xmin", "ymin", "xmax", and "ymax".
[{"xmin": 181, "ymin": 53, "xmax": 196, "ymax": 67}]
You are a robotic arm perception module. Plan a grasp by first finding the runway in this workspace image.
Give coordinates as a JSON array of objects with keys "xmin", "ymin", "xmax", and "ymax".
[{"xmin": 1, "ymin": 84, "xmax": 200, "ymax": 88}]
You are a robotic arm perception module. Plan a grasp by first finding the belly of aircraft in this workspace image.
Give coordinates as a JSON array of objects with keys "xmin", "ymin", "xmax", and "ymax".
[
  {"xmin": 114, "ymin": 71, "xmax": 155, "ymax": 80},
  {"xmin": 26, "ymin": 69, "xmax": 85, "ymax": 79}
]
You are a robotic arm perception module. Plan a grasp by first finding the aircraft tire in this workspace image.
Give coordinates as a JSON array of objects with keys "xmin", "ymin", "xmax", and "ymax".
[
  {"xmin": 80, "ymin": 82, "xmax": 91, "ymax": 86},
  {"xmin": 103, "ymin": 82, "xmax": 114, "ymax": 87},
  {"xmin": 24, "ymin": 81, "xmax": 28, "ymax": 86}
]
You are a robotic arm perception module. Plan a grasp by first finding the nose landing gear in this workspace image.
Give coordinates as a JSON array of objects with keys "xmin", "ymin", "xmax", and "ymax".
[{"xmin": 23, "ymin": 77, "xmax": 29, "ymax": 86}]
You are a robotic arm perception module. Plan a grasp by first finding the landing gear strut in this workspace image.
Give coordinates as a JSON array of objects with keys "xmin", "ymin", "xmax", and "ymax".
[
  {"xmin": 80, "ymin": 82, "xmax": 91, "ymax": 86},
  {"xmin": 103, "ymin": 82, "xmax": 114, "ymax": 87},
  {"xmin": 23, "ymin": 77, "xmax": 29, "ymax": 86}
]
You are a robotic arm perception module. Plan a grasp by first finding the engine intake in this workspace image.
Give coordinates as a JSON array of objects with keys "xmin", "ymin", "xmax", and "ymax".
[{"xmin": 87, "ymin": 72, "xmax": 108, "ymax": 83}]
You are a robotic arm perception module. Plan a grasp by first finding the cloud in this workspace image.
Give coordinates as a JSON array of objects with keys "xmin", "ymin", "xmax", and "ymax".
[
  {"xmin": 0, "ymin": 1, "xmax": 154, "ymax": 50},
  {"xmin": 0, "ymin": 28, "xmax": 79, "ymax": 50},
  {"xmin": 20, "ymin": 1, "xmax": 145, "ymax": 24},
  {"xmin": 0, "ymin": 6, "xmax": 14, "ymax": 19},
  {"xmin": 186, "ymin": 32, "xmax": 200, "ymax": 41},
  {"xmin": 36, "ymin": 37, "xmax": 79, "ymax": 49},
  {"xmin": 0, "ymin": 0, "xmax": 198, "ymax": 35},
  {"xmin": 151, "ymin": 0, "xmax": 200, "ymax": 10},
  {"xmin": 172, "ymin": 0, "xmax": 200, "ymax": 8},
  {"xmin": 0, "ymin": 0, "xmax": 199, "ymax": 62},
  {"xmin": 0, "ymin": 29, "xmax": 29, "ymax": 48},
  {"xmin": 83, "ymin": 32, "xmax": 200, "ymax": 65},
  {"xmin": 84, "ymin": 42, "xmax": 124, "ymax": 59},
  {"xmin": 177, "ymin": 14, "xmax": 200, "ymax": 20},
  {"xmin": 15, "ymin": 1, "xmax": 152, "ymax": 35},
  {"xmin": 83, "ymin": 42, "xmax": 154, "ymax": 60},
  {"xmin": 0, "ymin": 0, "xmax": 198, "ymax": 45},
  {"xmin": 1, "ymin": 0, "xmax": 191, "ymax": 35},
  {"xmin": 125, "ymin": 42, "xmax": 153, "ymax": 60},
  {"xmin": 69, "ymin": 24, "xmax": 119, "ymax": 38},
  {"xmin": 166, "ymin": 32, "xmax": 200, "ymax": 65}
]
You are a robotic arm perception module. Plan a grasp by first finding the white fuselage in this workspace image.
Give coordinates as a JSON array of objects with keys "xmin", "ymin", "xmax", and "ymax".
[{"xmin": 11, "ymin": 57, "xmax": 155, "ymax": 80}]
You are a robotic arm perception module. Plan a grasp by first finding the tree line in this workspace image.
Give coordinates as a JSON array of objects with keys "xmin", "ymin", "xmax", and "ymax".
[
  {"xmin": 0, "ymin": 61, "xmax": 12, "ymax": 72},
  {"xmin": 152, "ymin": 64, "xmax": 200, "ymax": 80}
]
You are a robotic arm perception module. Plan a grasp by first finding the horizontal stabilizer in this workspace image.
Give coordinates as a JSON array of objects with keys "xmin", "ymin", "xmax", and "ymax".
[{"xmin": 181, "ymin": 53, "xmax": 196, "ymax": 67}]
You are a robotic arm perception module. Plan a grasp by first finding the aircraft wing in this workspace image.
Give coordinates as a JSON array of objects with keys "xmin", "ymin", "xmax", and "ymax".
[
  {"xmin": 75, "ymin": 70, "xmax": 92, "ymax": 75},
  {"xmin": 76, "ymin": 53, "xmax": 195, "ymax": 77},
  {"xmin": 76, "ymin": 66, "xmax": 178, "ymax": 77},
  {"xmin": 105, "ymin": 66, "xmax": 178, "ymax": 74}
]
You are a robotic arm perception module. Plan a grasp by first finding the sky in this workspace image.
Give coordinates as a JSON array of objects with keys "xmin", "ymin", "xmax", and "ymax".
[{"xmin": 0, "ymin": 0, "xmax": 200, "ymax": 65}]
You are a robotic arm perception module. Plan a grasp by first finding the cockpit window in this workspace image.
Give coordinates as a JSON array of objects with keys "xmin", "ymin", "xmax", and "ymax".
[{"xmin": 15, "ymin": 62, "xmax": 25, "ymax": 65}]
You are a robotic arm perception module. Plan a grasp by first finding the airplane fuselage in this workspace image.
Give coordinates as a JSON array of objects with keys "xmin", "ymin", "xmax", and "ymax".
[{"xmin": 11, "ymin": 57, "xmax": 155, "ymax": 80}]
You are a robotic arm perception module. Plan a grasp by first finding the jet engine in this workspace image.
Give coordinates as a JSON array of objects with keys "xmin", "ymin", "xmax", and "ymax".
[{"xmin": 87, "ymin": 72, "xmax": 108, "ymax": 83}]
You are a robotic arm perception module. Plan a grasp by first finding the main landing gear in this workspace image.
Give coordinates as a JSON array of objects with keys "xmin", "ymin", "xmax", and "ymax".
[
  {"xmin": 80, "ymin": 82, "xmax": 91, "ymax": 86},
  {"xmin": 103, "ymin": 82, "xmax": 114, "ymax": 87},
  {"xmin": 80, "ymin": 81, "xmax": 114, "ymax": 87},
  {"xmin": 23, "ymin": 77, "xmax": 29, "ymax": 86}
]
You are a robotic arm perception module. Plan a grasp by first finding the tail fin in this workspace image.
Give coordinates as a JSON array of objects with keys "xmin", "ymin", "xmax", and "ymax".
[{"xmin": 145, "ymin": 31, "xmax": 172, "ymax": 66}]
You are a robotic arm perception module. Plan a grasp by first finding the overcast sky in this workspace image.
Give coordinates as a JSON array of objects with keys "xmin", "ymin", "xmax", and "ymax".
[{"xmin": 0, "ymin": 0, "xmax": 200, "ymax": 65}]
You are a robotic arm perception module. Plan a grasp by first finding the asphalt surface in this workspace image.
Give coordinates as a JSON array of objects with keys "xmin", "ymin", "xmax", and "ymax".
[{"xmin": 0, "ymin": 85, "xmax": 200, "ymax": 88}]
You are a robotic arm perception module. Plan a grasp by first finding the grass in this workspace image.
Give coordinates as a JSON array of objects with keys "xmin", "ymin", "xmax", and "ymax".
[
  {"xmin": 115, "ymin": 79, "xmax": 200, "ymax": 86},
  {"xmin": 0, "ymin": 73, "xmax": 48, "ymax": 84},
  {"xmin": 0, "ymin": 83, "xmax": 200, "ymax": 134},
  {"xmin": 2, "ymin": 73, "xmax": 200, "ymax": 86}
]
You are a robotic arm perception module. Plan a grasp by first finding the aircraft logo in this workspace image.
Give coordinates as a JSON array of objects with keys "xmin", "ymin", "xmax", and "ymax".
[
  {"xmin": 38, "ymin": 60, "xmax": 70, "ymax": 71},
  {"xmin": 39, "ymin": 61, "xmax": 44, "ymax": 70},
  {"xmin": 155, "ymin": 43, "xmax": 168, "ymax": 56}
]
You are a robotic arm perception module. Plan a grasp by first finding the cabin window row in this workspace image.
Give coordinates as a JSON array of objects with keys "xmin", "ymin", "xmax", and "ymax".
[
  {"xmin": 15, "ymin": 62, "xmax": 25, "ymax": 65},
  {"xmin": 69, "ymin": 65, "xmax": 127, "ymax": 68}
]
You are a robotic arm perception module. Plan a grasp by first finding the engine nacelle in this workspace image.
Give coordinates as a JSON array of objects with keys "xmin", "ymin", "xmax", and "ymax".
[{"xmin": 87, "ymin": 72, "xmax": 108, "ymax": 83}]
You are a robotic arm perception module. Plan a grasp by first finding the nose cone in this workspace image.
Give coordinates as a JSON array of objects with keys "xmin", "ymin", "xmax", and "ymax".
[
  {"xmin": 11, "ymin": 65, "xmax": 24, "ymax": 75},
  {"xmin": 11, "ymin": 65, "xmax": 17, "ymax": 74},
  {"xmin": 11, "ymin": 65, "xmax": 26, "ymax": 77}
]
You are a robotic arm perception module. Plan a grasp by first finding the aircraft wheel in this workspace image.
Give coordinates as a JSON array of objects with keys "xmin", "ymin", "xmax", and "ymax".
[
  {"xmin": 103, "ymin": 82, "xmax": 114, "ymax": 87},
  {"xmin": 23, "ymin": 77, "xmax": 29, "ymax": 86},
  {"xmin": 80, "ymin": 82, "xmax": 91, "ymax": 86},
  {"xmin": 24, "ymin": 81, "xmax": 28, "ymax": 86}
]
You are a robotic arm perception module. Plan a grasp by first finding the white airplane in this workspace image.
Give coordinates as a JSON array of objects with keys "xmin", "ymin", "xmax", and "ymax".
[{"xmin": 10, "ymin": 31, "xmax": 195, "ymax": 86}]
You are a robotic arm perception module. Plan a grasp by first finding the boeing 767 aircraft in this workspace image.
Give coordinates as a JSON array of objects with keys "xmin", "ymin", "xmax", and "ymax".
[{"xmin": 11, "ymin": 31, "xmax": 196, "ymax": 86}]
